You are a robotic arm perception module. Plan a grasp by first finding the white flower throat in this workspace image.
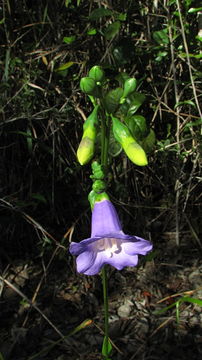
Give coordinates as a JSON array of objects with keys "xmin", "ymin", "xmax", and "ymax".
[{"xmin": 95, "ymin": 238, "xmax": 121, "ymax": 257}]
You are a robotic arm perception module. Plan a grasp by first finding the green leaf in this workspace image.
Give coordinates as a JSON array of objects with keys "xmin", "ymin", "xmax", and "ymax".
[
  {"xmin": 125, "ymin": 115, "xmax": 148, "ymax": 140},
  {"xmin": 188, "ymin": 7, "xmax": 202, "ymax": 13},
  {"xmin": 31, "ymin": 193, "xmax": 47, "ymax": 204},
  {"xmin": 63, "ymin": 36, "xmax": 76, "ymax": 44},
  {"xmin": 116, "ymin": 12, "xmax": 127, "ymax": 21},
  {"xmin": 184, "ymin": 118, "xmax": 202, "ymax": 129},
  {"xmin": 174, "ymin": 100, "xmax": 196, "ymax": 109},
  {"xmin": 141, "ymin": 129, "xmax": 156, "ymax": 153},
  {"xmin": 179, "ymin": 52, "xmax": 202, "ymax": 59},
  {"xmin": 102, "ymin": 336, "xmax": 112, "ymax": 357},
  {"xmin": 89, "ymin": 7, "xmax": 114, "ymax": 20},
  {"xmin": 155, "ymin": 50, "xmax": 168, "ymax": 62},
  {"xmin": 181, "ymin": 296, "xmax": 202, "ymax": 306},
  {"xmin": 127, "ymin": 92, "xmax": 146, "ymax": 116},
  {"xmin": 55, "ymin": 61, "xmax": 75, "ymax": 71},
  {"xmin": 153, "ymin": 29, "xmax": 169, "ymax": 45},
  {"xmin": 195, "ymin": 35, "xmax": 202, "ymax": 42},
  {"xmin": 87, "ymin": 28, "xmax": 97, "ymax": 35},
  {"xmin": 104, "ymin": 21, "xmax": 121, "ymax": 40},
  {"xmin": 154, "ymin": 301, "xmax": 178, "ymax": 315},
  {"xmin": 103, "ymin": 87, "xmax": 123, "ymax": 114}
]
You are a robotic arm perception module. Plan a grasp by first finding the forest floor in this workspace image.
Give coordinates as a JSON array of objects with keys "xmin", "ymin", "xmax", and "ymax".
[{"xmin": 0, "ymin": 230, "xmax": 202, "ymax": 360}]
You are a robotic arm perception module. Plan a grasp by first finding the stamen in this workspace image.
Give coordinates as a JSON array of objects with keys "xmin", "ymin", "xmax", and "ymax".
[{"xmin": 95, "ymin": 238, "xmax": 120, "ymax": 257}]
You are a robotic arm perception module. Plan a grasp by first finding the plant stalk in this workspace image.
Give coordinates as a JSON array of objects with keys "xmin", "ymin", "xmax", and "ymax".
[
  {"xmin": 100, "ymin": 107, "xmax": 110, "ymax": 359},
  {"xmin": 102, "ymin": 266, "xmax": 110, "ymax": 358}
]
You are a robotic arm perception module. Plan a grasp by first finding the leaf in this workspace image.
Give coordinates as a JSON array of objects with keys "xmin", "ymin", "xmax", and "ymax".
[
  {"xmin": 188, "ymin": 7, "xmax": 202, "ymax": 13},
  {"xmin": 102, "ymin": 336, "xmax": 113, "ymax": 357},
  {"xmin": 154, "ymin": 301, "xmax": 178, "ymax": 315},
  {"xmin": 63, "ymin": 36, "xmax": 76, "ymax": 44},
  {"xmin": 180, "ymin": 296, "xmax": 202, "ymax": 306},
  {"xmin": 174, "ymin": 100, "xmax": 196, "ymax": 109},
  {"xmin": 184, "ymin": 118, "xmax": 202, "ymax": 128},
  {"xmin": 155, "ymin": 50, "xmax": 168, "ymax": 62},
  {"xmin": 103, "ymin": 87, "xmax": 123, "ymax": 114},
  {"xmin": 89, "ymin": 7, "xmax": 114, "ymax": 20},
  {"xmin": 55, "ymin": 61, "xmax": 75, "ymax": 71},
  {"xmin": 87, "ymin": 28, "xmax": 97, "ymax": 35},
  {"xmin": 153, "ymin": 29, "xmax": 169, "ymax": 45},
  {"xmin": 31, "ymin": 193, "xmax": 47, "ymax": 204},
  {"xmin": 141, "ymin": 129, "xmax": 156, "ymax": 153},
  {"xmin": 179, "ymin": 52, "xmax": 202, "ymax": 59},
  {"xmin": 125, "ymin": 115, "xmax": 148, "ymax": 141},
  {"xmin": 104, "ymin": 21, "xmax": 121, "ymax": 40},
  {"xmin": 116, "ymin": 12, "xmax": 127, "ymax": 21},
  {"xmin": 126, "ymin": 92, "xmax": 146, "ymax": 116}
]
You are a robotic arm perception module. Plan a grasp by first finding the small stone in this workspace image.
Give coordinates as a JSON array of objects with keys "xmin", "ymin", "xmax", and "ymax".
[{"xmin": 117, "ymin": 299, "xmax": 133, "ymax": 318}]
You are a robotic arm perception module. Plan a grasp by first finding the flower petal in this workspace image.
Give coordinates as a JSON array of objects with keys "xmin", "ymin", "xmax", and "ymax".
[
  {"xmin": 82, "ymin": 251, "xmax": 106, "ymax": 275},
  {"xmin": 76, "ymin": 250, "xmax": 96, "ymax": 274},
  {"xmin": 123, "ymin": 237, "xmax": 153, "ymax": 255},
  {"xmin": 84, "ymin": 240, "xmax": 139, "ymax": 274},
  {"xmin": 106, "ymin": 251, "xmax": 139, "ymax": 270},
  {"xmin": 91, "ymin": 200, "xmax": 122, "ymax": 237}
]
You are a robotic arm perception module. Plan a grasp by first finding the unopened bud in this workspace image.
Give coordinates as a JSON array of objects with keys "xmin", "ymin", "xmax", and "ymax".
[
  {"xmin": 112, "ymin": 116, "xmax": 148, "ymax": 166},
  {"xmin": 89, "ymin": 66, "xmax": 105, "ymax": 83},
  {"xmin": 80, "ymin": 77, "xmax": 96, "ymax": 95},
  {"xmin": 120, "ymin": 78, "xmax": 137, "ymax": 103},
  {"xmin": 77, "ymin": 137, "xmax": 95, "ymax": 165}
]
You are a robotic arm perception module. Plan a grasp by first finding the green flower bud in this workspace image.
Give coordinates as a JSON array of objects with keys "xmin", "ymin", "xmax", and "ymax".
[
  {"xmin": 83, "ymin": 104, "xmax": 99, "ymax": 131},
  {"xmin": 120, "ymin": 78, "xmax": 137, "ymax": 104},
  {"xmin": 112, "ymin": 116, "xmax": 131, "ymax": 144},
  {"xmin": 77, "ymin": 105, "xmax": 99, "ymax": 165},
  {"xmin": 77, "ymin": 137, "xmax": 95, "ymax": 165},
  {"xmin": 122, "ymin": 141, "xmax": 148, "ymax": 166},
  {"xmin": 89, "ymin": 66, "xmax": 105, "ymax": 83},
  {"xmin": 112, "ymin": 116, "xmax": 148, "ymax": 166},
  {"xmin": 80, "ymin": 77, "xmax": 97, "ymax": 95}
]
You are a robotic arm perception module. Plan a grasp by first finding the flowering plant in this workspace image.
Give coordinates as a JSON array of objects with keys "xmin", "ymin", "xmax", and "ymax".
[{"xmin": 70, "ymin": 66, "xmax": 153, "ymax": 359}]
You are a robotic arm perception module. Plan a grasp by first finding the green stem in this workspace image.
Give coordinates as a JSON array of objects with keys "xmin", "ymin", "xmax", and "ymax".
[
  {"xmin": 100, "ymin": 108, "xmax": 110, "ymax": 359},
  {"xmin": 102, "ymin": 266, "xmax": 109, "ymax": 358}
]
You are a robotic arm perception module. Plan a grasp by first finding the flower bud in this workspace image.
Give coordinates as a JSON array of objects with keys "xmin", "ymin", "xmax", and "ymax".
[
  {"xmin": 112, "ymin": 116, "xmax": 148, "ymax": 166},
  {"xmin": 77, "ymin": 105, "xmax": 99, "ymax": 165},
  {"xmin": 80, "ymin": 77, "xmax": 97, "ymax": 95},
  {"xmin": 77, "ymin": 137, "xmax": 95, "ymax": 165},
  {"xmin": 122, "ymin": 141, "xmax": 148, "ymax": 166},
  {"xmin": 120, "ymin": 78, "xmax": 137, "ymax": 104},
  {"xmin": 89, "ymin": 66, "xmax": 105, "ymax": 83}
]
